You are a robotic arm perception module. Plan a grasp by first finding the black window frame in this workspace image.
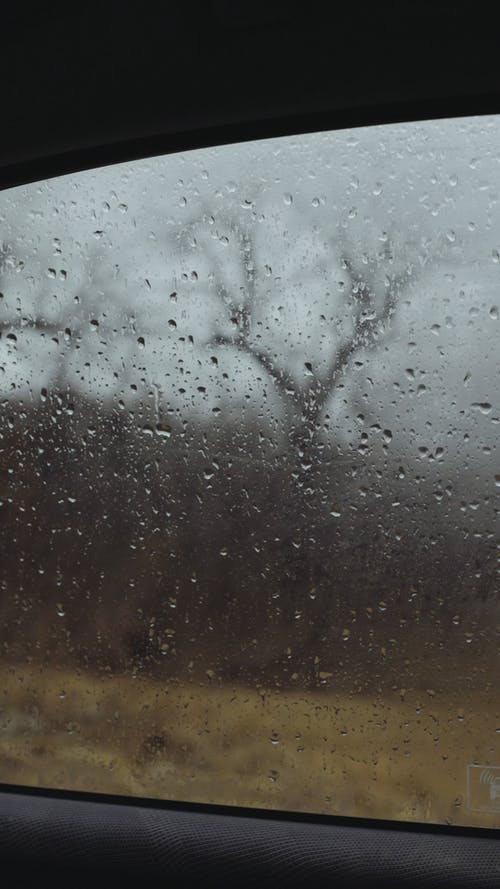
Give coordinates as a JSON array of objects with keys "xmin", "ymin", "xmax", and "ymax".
[{"xmin": 2, "ymin": 4, "xmax": 500, "ymax": 885}]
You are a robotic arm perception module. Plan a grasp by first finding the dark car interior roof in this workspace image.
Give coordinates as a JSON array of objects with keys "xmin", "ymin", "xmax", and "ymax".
[
  {"xmin": 2, "ymin": 2, "xmax": 500, "ymax": 886},
  {"xmin": 2, "ymin": 1, "xmax": 500, "ymax": 187}
]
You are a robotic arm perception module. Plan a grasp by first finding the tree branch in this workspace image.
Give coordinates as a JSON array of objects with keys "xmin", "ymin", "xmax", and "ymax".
[
  {"xmin": 206, "ymin": 216, "xmax": 305, "ymax": 403},
  {"xmin": 213, "ymin": 332, "xmax": 301, "ymax": 402},
  {"xmin": 314, "ymin": 250, "xmax": 405, "ymax": 412}
]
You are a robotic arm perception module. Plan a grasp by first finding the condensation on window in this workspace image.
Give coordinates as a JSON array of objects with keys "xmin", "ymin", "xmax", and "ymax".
[{"xmin": 0, "ymin": 117, "xmax": 499, "ymax": 826}]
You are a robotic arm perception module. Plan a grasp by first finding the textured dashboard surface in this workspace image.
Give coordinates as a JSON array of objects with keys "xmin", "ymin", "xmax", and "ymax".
[{"xmin": 0, "ymin": 790, "xmax": 499, "ymax": 887}]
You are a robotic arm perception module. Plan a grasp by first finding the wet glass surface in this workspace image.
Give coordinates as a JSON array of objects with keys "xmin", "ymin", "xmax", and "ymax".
[{"xmin": 0, "ymin": 116, "xmax": 499, "ymax": 825}]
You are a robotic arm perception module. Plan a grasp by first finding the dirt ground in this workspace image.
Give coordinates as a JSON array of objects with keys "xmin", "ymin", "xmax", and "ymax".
[{"xmin": 1, "ymin": 663, "xmax": 499, "ymax": 829}]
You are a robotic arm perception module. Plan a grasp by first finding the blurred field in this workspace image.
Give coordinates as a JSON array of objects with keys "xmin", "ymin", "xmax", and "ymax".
[{"xmin": 0, "ymin": 664, "xmax": 499, "ymax": 828}]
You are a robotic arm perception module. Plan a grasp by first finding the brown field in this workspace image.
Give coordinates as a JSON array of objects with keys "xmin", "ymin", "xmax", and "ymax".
[{"xmin": 0, "ymin": 663, "xmax": 499, "ymax": 829}]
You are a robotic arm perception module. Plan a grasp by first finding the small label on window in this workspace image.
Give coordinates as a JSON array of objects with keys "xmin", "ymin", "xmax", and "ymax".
[{"xmin": 467, "ymin": 765, "xmax": 500, "ymax": 812}]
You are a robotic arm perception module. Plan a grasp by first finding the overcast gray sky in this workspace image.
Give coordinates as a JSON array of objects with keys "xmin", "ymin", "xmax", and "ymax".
[{"xmin": 0, "ymin": 114, "xmax": 499, "ymax": 489}]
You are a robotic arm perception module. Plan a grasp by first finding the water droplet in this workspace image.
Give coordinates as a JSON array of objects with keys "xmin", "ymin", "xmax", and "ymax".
[
  {"xmin": 168, "ymin": 319, "xmax": 177, "ymax": 330},
  {"xmin": 490, "ymin": 306, "xmax": 498, "ymax": 320},
  {"xmin": 471, "ymin": 402, "xmax": 492, "ymax": 415},
  {"xmin": 155, "ymin": 424, "xmax": 172, "ymax": 438},
  {"xmin": 283, "ymin": 193, "xmax": 293, "ymax": 206}
]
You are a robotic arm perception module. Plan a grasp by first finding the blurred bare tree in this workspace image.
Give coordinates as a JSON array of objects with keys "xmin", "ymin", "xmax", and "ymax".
[{"xmin": 164, "ymin": 198, "xmax": 415, "ymax": 677}]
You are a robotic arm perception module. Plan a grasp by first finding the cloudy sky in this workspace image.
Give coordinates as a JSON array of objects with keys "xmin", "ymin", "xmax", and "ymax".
[{"xmin": 0, "ymin": 114, "xmax": 499, "ymax": 487}]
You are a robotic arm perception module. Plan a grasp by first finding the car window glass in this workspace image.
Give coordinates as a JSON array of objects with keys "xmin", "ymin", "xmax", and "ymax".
[{"xmin": 0, "ymin": 115, "xmax": 499, "ymax": 826}]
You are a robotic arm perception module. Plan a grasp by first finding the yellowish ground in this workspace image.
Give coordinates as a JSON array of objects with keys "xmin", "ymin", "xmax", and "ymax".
[{"xmin": 0, "ymin": 664, "xmax": 499, "ymax": 828}]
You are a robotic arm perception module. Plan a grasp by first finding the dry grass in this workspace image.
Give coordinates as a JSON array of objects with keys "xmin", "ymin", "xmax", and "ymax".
[{"xmin": 0, "ymin": 663, "xmax": 499, "ymax": 828}]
